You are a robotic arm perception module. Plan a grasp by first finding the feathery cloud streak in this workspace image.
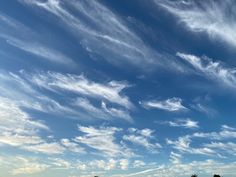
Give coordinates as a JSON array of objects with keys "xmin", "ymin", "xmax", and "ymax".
[
  {"xmin": 177, "ymin": 52, "xmax": 236, "ymax": 89},
  {"xmin": 18, "ymin": 0, "xmax": 186, "ymax": 71},
  {"xmin": 140, "ymin": 97, "xmax": 187, "ymax": 112},
  {"xmin": 155, "ymin": 0, "xmax": 236, "ymax": 48}
]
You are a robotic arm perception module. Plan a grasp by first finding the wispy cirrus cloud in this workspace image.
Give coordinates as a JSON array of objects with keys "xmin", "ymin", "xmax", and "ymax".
[
  {"xmin": 177, "ymin": 52, "xmax": 236, "ymax": 89},
  {"xmin": 155, "ymin": 0, "xmax": 236, "ymax": 48},
  {"xmin": 140, "ymin": 97, "xmax": 187, "ymax": 112},
  {"xmin": 28, "ymin": 71, "xmax": 133, "ymax": 110},
  {"xmin": 74, "ymin": 98, "xmax": 132, "ymax": 122},
  {"xmin": 123, "ymin": 128, "xmax": 161, "ymax": 153},
  {"xmin": 166, "ymin": 136, "xmax": 216, "ymax": 156},
  {"xmin": 0, "ymin": 13, "xmax": 75, "ymax": 66},
  {"xmin": 75, "ymin": 125, "xmax": 133, "ymax": 157},
  {"xmin": 193, "ymin": 125, "xmax": 236, "ymax": 140},
  {"xmin": 166, "ymin": 125, "xmax": 236, "ymax": 158},
  {"xmin": 166, "ymin": 118, "xmax": 199, "ymax": 129},
  {"xmin": 18, "ymin": 0, "xmax": 187, "ymax": 72},
  {"xmin": 0, "ymin": 70, "xmax": 133, "ymax": 122},
  {"xmin": 112, "ymin": 159, "xmax": 236, "ymax": 177},
  {"xmin": 6, "ymin": 38, "xmax": 75, "ymax": 65}
]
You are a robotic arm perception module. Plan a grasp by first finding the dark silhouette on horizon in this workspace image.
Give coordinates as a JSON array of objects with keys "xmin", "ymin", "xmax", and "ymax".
[
  {"xmin": 191, "ymin": 174, "xmax": 198, "ymax": 177},
  {"xmin": 190, "ymin": 175, "xmax": 221, "ymax": 177}
]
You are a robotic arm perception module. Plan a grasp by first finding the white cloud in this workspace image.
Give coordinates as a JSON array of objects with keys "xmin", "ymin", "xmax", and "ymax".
[
  {"xmin": 11, "ymin": 156, "xmax": 48, "ymax": 175},
  {"xmin": 140, "ymin": 97, "xmax": 187, "ymax": 112},
  {"xmin": 23, "ymin": 142, "xmax": 66, "ymax": 154},
  {"xmin": 0, "ymin": 97, "xmax": 49, "ymax": 135},
  {"xmin": 19, "ymin": 0, "xmax": 186, "ymax": 72},
  {"xmin": 0, "ymin": 133, "xmax": 44, "ymax": 147},
  {"xmin": 119, "ymin": 159, "xmax": 129, "ymax": 170},
  {"xmin": 0, "ymin": 71, "xmax": 86, "ymax": 119},
  {"xmin": 204, "ymin": 142, "xmax": 236, "ymax": 156},
  {"xmin": 156, "ymin": 0, "xmax": 236, "ymax": 48},
  {"xmin": 29, "ymin": 71, "xmax": 133, "ymax": 109},
  {"xmin": 89, "ymin": 159, "xmax": 117, "ymax": 171},
  {"xmin": 191, "ymin": 103, "xmax": 217, "ymax": 117},
  {"xmin": 193, "ymin": 125, "xmax": 236, "ymax": 140},
  {"xmin": 61, "ymin": 139, "xmax": 85, "ymax": 153},
  {"xmin": 6, "ymin": 38, "xmax": 75, "ymax": 65},
  {"xmin": 167, "ymin": 118, "xmax": 199, "ymax": 129},
  {"xmin": 74, "ymin": 98, "xmax": 132, "ymax": 121},
  {"xmin": 50, "ymin": 158, "xmax": 72, "ymax": 169},
  {"xmin": 75, "ymin": 125, "xmax": 132, "ymax": 157},
  {"xmin": 124, "ymin": 128, "xmax": 161, "ymax": 153},
  {"xmin": 101, "ymin": 101, "xmax": 132, "ymax": 122},
  {"xmin": 0, "ymin": 13, "xmax": 74, "ymax": 65},
  {"xmin": 166, "ymin": 125, "xmax": 236, "ymax": 158},
  {"xmin": 167, "ymin": 136, "xmax": 216, "ymax": 156},
  {"xmin": 133, "ymin": 160, "xmax": 145, "ymax": 168},
  {"xmin": 169, "ymin": 151, "xmax": 182, "ymax": 164},
  {"xmin": 112, "ymin": 159, "xmax": 236, "ymax": 177},
  {"xmin": 177, "ymin": 52, "xmax": 236, "ymax": 89}
]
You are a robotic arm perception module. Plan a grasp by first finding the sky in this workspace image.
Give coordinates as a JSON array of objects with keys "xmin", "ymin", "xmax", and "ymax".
[{"xmin": 0, "ymin": 0, "xmax": 236, "ymax": 177}]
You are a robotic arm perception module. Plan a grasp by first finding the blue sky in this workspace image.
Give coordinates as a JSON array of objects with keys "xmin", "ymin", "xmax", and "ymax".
[{"xmin": 1, "ymin": 0, "xmax": 236, "ymax": 177}]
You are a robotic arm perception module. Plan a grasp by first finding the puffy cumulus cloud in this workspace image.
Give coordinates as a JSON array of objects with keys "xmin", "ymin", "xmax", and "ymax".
[
  {"xmin": 75, "ymin": 125, "xmax": 133, "ymax": 157},
  {"xmin": 177, "ymin": 52, "xmax": 236, "ymax": 89},
  {"xmin": 155, "ymin": 0, "xmax": 236, "ymax": 48},
  {"xmin": 124, "ymin": 128, "xmax": 161, "ymax": 153},
  {"xmin": 140, "ymin": 97, "xmax": 187, "ymax": 112}
]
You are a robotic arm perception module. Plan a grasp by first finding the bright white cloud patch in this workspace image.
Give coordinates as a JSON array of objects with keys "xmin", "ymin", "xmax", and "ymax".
[
  {"xmin": 140, "ymin": 97, "xmax": 187, "ymax": 112},
  {"xmin": 177, "ymin": 52, "xmax": 236, "ymax": 89},
  {"xmin": 29, "ymin": 71, "xmax": 133, "ymax": 109},
  {"xmin": 156, "ymin": 0, "xmax": 236, "ymax": 48}
]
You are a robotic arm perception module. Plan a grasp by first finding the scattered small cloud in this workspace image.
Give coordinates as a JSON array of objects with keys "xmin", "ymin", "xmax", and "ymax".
[{"xmin": 140, "ymin": 97, "xmax": 187, "ymax": 112}]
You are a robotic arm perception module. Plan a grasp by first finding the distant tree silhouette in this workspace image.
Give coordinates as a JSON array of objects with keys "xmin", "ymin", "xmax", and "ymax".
[
  {"xmin": 191, "ymin": 174, "xmax": 198, "ymax": 177},
  {"xmin": 213, "ymin": 175, "xmax": 221, "ymax": 177}
]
